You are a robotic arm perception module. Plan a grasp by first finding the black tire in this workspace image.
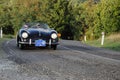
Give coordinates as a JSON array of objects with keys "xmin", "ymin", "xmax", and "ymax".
[
  {"xmin": 17, "ymin": 37, "xmax": 25, "ymax": 49},
  {"xmin": 51, "ymin": 45, "xmax": 57, "ymax": 50},
  {"xmin": 19, "ymin": 44, "xmax": 25, "ymax": 49},
  {"xmin": 17, "ymin": 42, "xmax": 19, "ymax": 47}
]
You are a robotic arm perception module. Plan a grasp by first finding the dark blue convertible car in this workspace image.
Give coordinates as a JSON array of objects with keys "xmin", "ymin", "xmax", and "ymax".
[{"xmin": 16, "ymin": 22, "xmax": 59, "ymax": 50}]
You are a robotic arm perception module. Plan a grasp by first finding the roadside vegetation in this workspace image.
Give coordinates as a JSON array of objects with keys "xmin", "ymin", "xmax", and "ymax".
[
  {"xmin": 3, "ymin": 34, "xmax": 15, "ymax": 39},
  {"xmin": 0, "ymin": 0, "xmax": 120, "ymax": 40},
  {"xmin": 84, "ymin": 33, "xmax": 120, "ymax": 51}
]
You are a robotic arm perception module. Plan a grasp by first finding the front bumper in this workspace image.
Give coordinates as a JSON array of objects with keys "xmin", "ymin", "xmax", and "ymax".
[{"xmin": 18, "ymin": 39, "xmax": 59, "ymax": 46}]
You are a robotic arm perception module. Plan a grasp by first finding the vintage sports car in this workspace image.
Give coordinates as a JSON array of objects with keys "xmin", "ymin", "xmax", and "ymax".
[{"xmin": 16, "ymin": 22, "xmax": 59, "ymax": 50}]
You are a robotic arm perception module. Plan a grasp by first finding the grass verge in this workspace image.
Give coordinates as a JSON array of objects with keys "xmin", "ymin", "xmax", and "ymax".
[{"xmin": 83, "ymin": 33, "xmax": 120, "ymax": 52}]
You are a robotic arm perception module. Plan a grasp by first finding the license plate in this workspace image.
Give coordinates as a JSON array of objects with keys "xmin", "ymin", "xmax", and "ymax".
[{"xmin": 35, "ymin": 39, "xmax": 46, "ymax": 47}]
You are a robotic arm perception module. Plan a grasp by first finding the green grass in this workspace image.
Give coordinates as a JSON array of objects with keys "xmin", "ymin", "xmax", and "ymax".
[
  {"xmin": 83, "ymin": 33, "xmax": 120, "ymax": 51},
  {"xmin": 3, "ymin": 34, "xmax": 15, "ymax": 39}
]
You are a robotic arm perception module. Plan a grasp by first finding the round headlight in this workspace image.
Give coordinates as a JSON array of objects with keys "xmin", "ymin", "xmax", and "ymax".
[
  {"xmin": 22, "ymin": 32, "xmax": 28, "ymax": 38},
  {"xmin": 51, "ymin": 33, "xmax": 57, "ymax": 39}
]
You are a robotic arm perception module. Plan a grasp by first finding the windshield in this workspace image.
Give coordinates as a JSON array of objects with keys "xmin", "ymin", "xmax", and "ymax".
[{"xmin": 23, "ymin": 22, "xmax": 50, "ymax": 29}]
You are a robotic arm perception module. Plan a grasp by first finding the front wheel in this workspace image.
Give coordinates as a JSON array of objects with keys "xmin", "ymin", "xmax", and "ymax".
[
  {"xmin": 51, "ymin": 45, "xmax": 57, "ymax": 50},
  {"xmin": 17, "ymin": 43, "xmax": 25, "ymax": 49}
]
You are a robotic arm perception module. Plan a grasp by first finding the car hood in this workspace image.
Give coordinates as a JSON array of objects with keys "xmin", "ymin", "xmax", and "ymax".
[{"xmin": 20, "ymin": 28, "xmax": 57, "ymax": 37}]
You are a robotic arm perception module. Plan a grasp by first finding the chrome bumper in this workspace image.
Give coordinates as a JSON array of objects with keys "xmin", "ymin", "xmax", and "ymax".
[{"xmin": 18, "ymin": 39, "xmax": 59, "ymax": 45}]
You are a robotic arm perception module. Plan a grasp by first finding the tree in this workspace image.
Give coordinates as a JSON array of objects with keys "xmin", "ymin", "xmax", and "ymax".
[
  {"xmin": 93, "ymin": 0, "xmax": 120, "ymax": 38},
  {"xmin": 0, "ymin": 0, "xmax": 13, "ymax": 35},
  {"xmin": 81, "ymin": 0, "xmax": 97, "ymax": 40},
  {"xmin": 1, "ymin": 0, "xmax": 119, "ymax": 40}
]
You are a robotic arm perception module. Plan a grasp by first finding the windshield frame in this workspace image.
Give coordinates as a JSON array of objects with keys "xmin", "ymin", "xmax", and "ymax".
[{"xmin": 23, "ymin": 22, "xmax": 50, "ymax": 29}]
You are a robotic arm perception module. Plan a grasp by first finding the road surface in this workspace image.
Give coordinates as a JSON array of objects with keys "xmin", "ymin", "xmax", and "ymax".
[{"xmin": 1, "ymin": 39, "xmax": 120, "ymax": 80}]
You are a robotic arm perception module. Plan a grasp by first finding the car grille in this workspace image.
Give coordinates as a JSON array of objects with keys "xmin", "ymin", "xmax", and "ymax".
[{"xmin": 27, "ymin": 34, "xmax": 50, "ymax": 43}]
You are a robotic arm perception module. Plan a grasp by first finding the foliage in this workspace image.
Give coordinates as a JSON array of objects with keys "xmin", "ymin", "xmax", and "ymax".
[
  {"xmin": 3, "ymin": 34, "xmax": 14, "ymax": 39},
  {"xmin": 0, "ymin": 0, "xmax": 11, "ymax": 28},
  {"xmin": 93, "ymin": 0, "xmax": 120, "ymax": 38},
  {"xmin": 0, "ymin": 0, "xmax": 120, "ymax": 40}
]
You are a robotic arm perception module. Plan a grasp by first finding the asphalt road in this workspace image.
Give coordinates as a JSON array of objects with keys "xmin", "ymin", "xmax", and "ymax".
[{"xmin": 2, "ymin": 39, "xmax": 120, "ymax": 80}]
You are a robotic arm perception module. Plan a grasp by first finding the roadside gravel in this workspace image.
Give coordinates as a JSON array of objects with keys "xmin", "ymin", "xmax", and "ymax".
[
  {"xmin": 0, "ymin": 39, "xmax": 7, "ymax": 59},
  {"xmin": 0, "ymin": 39, "xmax": 18, "ymax": 80},
  {"xmin": 0, "ymin": 39, "xmax": 44, "ymax": 80}
]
